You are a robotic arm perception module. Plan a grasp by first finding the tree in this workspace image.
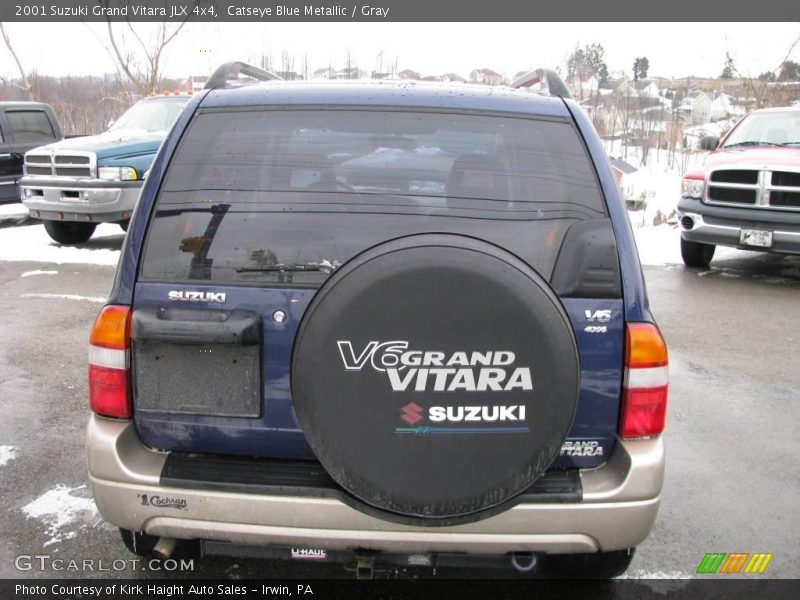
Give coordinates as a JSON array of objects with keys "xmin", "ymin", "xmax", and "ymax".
[
  {"xmin": 778, "ymin": 60, "xmax": 800, "ymax": 82},
  {"xmin": 721, "ymin": 53, "xmax": 735, "ymax": 79},
  {"xmin": 633, "ymin": 57, "xmax": 649, "ymax": 81},
  {"xmin": 0, "ymin": 23, "xmax": 35, "ymax": 100},
  {"xmin": 91, "ymin": 1, "xmax": 198, "ymax": 97},
  {"xmin": 567, "ymin": 43, "xmax": 609, "ymax": 84}
]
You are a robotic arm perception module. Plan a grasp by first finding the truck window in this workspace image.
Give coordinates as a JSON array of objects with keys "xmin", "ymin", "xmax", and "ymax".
[{"xmin": 6, "ymin": 110, "xmax": 55, "ymax": 142}]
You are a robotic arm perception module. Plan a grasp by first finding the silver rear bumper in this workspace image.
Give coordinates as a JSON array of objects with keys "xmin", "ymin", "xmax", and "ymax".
[{"xmin": 87, "ymin": 416, "xmax": 664, "ymax": 555}]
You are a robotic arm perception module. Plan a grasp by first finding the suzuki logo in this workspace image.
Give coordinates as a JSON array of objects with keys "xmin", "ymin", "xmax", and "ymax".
[{"xmin": 400, "ymin": 402, "xmax": 423, "ymax": 425}]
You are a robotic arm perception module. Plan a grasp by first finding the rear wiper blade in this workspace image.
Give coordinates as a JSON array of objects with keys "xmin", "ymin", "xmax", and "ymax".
[
  {"xmin": 779, "ymin": 141, "xmax": 800, "ymax": 146},
  {"xmin": 236, "ymin": 263, "xmax": 335, "ymax": 273}
]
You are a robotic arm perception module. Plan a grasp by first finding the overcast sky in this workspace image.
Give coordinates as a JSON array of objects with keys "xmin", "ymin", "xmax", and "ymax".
[{"xmin": 1, "ymin": 22, "xmax": 798, "ymax": 81}]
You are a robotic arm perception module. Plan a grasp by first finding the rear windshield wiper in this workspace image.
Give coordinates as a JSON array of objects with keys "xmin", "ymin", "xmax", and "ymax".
[
  {"xmin": 723, "ymin": 141, "xmax": 783, "ymax": 148},
  {"xmin": 236, "ymin": 262, "xmax": 336, "ymax": 274}
]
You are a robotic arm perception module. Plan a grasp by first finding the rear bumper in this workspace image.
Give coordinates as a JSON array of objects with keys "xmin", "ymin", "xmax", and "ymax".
[
  {"xmin": 678, "ymin": 197, "xmax": 800, "ymax": 254},
  {"xmin": 87, "ymin": 416, "xmax": 664, "ymax": 555},
  {"xmin": 20, "ymin": 177, "xmax": 141, "ymax": 223}
]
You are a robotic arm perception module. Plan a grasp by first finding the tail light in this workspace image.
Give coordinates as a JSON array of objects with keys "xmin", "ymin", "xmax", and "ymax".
[
  {"xmin": 89, "ymin": 305, "xmax": 132, "ymax": 419},
  {"xmin": 620, "ymin": 323, "xmax": 668, "ymax": 439}
]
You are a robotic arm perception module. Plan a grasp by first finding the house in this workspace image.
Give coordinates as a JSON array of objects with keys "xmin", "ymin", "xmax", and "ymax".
[
  {"xmin": 312, "ymin": 67, "xmax": 334, "ymax": 79},
  {"xmin": 567, "ymin": 75, "xmax": 599, "ymax": 100},
  {"xmin": 275, "ymin": 71, "xmax": 302, "ymax": 81},
  {"xmin": 441, "ymin": 73, "xmax": 467, "ymax": 83},
  {"xmin": 608, "ymin": 157, "xmax": 642, "ymax": 209},
  {"xmin": 397, "ymin": 69, "xmax": 421, "ymax": 80},
  {"xmin": 678, "ymin": 91, "xmax": 712, "ymax": 124},
  {"xmin": 469, "ymin": 68, "xmax": 503, "ymax": 86},
  {"xmin": 332, "ymin": 67, "xmax": 368, "ymax": 80},
  {"xmin": 634, "ymin": 80, "xmax": 660, "ymax": 99}
]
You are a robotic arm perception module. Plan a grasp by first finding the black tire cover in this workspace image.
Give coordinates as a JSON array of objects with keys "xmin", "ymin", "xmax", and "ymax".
[{"xmin": 292, "ymin": 234, "xmax": 579, "ymax": 522}]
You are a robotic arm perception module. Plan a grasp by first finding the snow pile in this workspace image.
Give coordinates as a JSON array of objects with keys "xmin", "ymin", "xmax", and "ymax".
[
  {"xmin": 20, "ymin": 269, "xmax": 58, "ymax": 277},
  {"xmin": 0, "ymin": 202, "xmax": 28, "ymax": 218},
  {"xmin": 21, "ymin": 484, "xmax": 99, "ymax": 547},
  {"xmin": 0, "ymin": 223, "xmax": 122, "ymax": 266},
  {"xmin": 0, "ymin": 445, "xmax": 18, "ymax": 467}
]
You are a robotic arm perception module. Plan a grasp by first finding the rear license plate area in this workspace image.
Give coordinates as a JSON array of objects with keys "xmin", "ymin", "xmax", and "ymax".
[
  {"xmin": 739, "ymin": 229, "xmax": 772, "ymax": 248},
  {"xmin": 132, "ymin": 307, "xmax": 262, "ymax": 417}
]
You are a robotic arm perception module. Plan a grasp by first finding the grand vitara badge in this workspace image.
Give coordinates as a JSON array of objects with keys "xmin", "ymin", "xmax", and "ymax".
[{"xmin": 337, "ymin": 340, "xmax": 534, "ymax": 392}]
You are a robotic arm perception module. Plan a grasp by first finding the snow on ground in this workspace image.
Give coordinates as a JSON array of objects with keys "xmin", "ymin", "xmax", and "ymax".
[
  {"xmin": 21, "ymin": 484, "xmax": 99, "ymax": 547},
  {"xmin": 21, "ymin": 293, "xmax": 106, "ymax": 303},
  {"xmin": 0, "ymin": 202, "xmax": 28, "ymax": 219},
  {"xmin": 0, "ymin": 223, "xmax": 122, "ymax": 266},
  {"xmin": 20, "ymin": 269, "xmax": 58, "ymax": 277},
  {"xmin": 0, "ymin": 445, "xmax": 18, "ymax": 467}
]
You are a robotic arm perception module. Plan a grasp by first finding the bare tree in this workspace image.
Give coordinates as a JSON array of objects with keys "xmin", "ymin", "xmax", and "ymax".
[
  {"xmin": 0, "ymin": 23, "xmax": 35, "ymax": 100},
  {"xmin": 93, "ymin": 1, "xmax": 197, "ymax": 97},
  {"xmin": 724, "ymin": 35, "xmax": 800, "ymax": 108}
]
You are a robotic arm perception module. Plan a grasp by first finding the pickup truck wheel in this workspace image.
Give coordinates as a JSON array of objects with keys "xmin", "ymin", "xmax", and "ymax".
[
  {"xmin": 680, "ymin": 237, "xmax": 715, "ymax": 268},
  {"xmin": 43, "ymin": 220, "xmax": 97, "ymax": 244},
  {"xmin": 292, "ymin": 234, "xmax": 580, "ymax": 523},
  {"xmin": 543, "ymin": 548, "xmax": 635, "ymax": 579}
]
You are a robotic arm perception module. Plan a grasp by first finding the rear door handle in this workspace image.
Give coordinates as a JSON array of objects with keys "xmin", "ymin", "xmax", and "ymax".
[{"xmin": 132, "ymin": 307, "xmax": 262, "ymax": 345}]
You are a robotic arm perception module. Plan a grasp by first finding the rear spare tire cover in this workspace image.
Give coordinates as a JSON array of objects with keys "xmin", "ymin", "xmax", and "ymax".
[{"xmin": 292, "ymin": 234, "xmax": 579, "ymax": 522}]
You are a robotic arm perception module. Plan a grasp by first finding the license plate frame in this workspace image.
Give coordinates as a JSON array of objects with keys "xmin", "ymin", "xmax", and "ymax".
[{"xmin": 740, "ymin": 229, "xmax": 773, "ymax": 248}]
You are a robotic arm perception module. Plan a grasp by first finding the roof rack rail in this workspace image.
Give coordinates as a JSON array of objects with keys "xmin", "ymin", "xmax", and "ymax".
[
  {"xmin": 511, "ymin": 69, "xmax": 572, "ymax": 99},
  {"xmin": 204, "ymin": 61, "xmax": 282, "ymax": 90}
]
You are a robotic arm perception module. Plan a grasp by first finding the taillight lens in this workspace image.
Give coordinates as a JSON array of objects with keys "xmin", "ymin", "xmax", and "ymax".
[
  {"xmin": 621, "ymin": 323, "xmax": 668, "ymax": 439},
  {"xmin": 89, "ymin": 305, "xmax": 132, "ymax": 418}
]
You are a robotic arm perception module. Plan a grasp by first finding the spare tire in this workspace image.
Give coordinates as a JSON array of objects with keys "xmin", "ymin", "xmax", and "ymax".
[{"xmin": 292, "ymin": 234, "xmax": 579, "ymax": 523}]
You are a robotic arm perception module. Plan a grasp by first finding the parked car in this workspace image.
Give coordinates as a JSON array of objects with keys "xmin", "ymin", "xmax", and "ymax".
[
  {"xmin": 20, "ymin": 93, "xmax": 191, "ymax": 244},
  {"xmin": 87, "ymin": 64, "xmax": 668, "ymax": 578},
  {"xmin": 678, "ymin": 106, "xmax": 800, "ymax": 267},
  {"xmin": 0, "ymin": 101, "xmax": 63, "ymax": 203}
]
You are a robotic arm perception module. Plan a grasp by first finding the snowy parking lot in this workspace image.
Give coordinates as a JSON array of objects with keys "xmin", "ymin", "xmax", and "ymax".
[{"xmin": 0, "ymin": 204, "xmax": 799, "ymax": 580}]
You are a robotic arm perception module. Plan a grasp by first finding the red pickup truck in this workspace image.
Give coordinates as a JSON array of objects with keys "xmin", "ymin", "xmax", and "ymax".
[{"xmin": 677, "ymin": 107, "xmax": 800, "ymax": 267}]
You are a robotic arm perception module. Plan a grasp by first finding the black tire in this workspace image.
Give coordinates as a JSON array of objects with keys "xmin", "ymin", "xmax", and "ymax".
[
  {"xmin": 119, "ymin": 528, "xmax": 158, "ymax": 557},
  {"xmin": 544, "ymin": 548, "xmax": 636, "ymax": 579},
  {"xmin": 118, "ymin": 219, "xmax": 130, "ymax": 232},
  {"xmin": 680, "ymin": 237, "xmax": 715, "ymax": 268},
  {"xmin": 292, "ymin": 234, "xmax": 580, "ymax": 523},
  {"xmin": 43, "ymin": 220, "xmax": 97, "ymax": 244}
]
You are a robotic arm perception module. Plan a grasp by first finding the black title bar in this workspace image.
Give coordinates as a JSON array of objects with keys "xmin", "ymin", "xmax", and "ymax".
[{"xmin": 1, "ymin": 0, "xmax": 799, "ymax": 22}]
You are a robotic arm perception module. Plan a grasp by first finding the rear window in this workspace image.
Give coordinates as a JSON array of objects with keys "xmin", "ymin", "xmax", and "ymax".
[
  {"xmin": 141, "ymin": 108, "xmax": 605, "ymax": 286},
  {"xmin": 6, "ymin": 110, "xmax": 55, "ymax": 142}
]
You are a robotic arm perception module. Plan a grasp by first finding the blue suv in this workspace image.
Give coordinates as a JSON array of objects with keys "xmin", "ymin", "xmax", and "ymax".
[{"xmin": 86, "ymin": 63, "xmax": 668, "ymax": 578}]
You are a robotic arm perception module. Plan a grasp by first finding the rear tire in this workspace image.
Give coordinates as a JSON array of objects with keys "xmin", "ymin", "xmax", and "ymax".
[
  {"xmin": 119, "ymin": 529, "xmax": 158, "ymax": 557},
  {"xmin": 544, "ymin": 548, "xmax": 635, "ymax": 579},
  {"xmin": 43, "ymin": 220, "xmax": 96, "ymax": 244},
  {"xmin": 680, "ymin": 237, "xmax": 715, "ymax": 268}
]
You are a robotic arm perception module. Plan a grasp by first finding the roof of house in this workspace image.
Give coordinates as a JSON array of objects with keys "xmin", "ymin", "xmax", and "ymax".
[{"xmin": 609, "ymin": 157, "xmax": 638, "ymax": 175}]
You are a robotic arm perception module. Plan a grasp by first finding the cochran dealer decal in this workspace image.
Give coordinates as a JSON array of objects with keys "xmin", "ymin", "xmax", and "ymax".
[{"xmin": 338, "ymin": 340, "xmax": 534, "ymax": 435}]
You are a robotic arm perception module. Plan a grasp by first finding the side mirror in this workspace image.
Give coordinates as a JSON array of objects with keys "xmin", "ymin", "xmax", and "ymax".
[{"xmin": 699, "ymin": 135, "xmax": 719, "ymax": 151}]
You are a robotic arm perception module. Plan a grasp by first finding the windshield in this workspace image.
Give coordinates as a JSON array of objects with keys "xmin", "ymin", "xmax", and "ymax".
[
  {"xmin": 110, "ymin": 97, "xmax": 189, "ymax": 133},
  {"xmin": 722, "ymin": 111, "xmax": 800, "ymax": 148}
]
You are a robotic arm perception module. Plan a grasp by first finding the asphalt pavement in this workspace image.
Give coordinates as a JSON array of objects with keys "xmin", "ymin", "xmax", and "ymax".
[{"xmin": 0, "ymin": 221, "xmax": 798, "ymax": 581}]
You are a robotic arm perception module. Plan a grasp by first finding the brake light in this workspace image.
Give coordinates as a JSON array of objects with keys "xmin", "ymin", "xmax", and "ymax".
[
  {"xmin": 89, "ymin": 305, "xmax": 132, "ymax": 419},
  {"xmin": 620, "ymin": 323, "xmax": 668, "ymax": 439}
]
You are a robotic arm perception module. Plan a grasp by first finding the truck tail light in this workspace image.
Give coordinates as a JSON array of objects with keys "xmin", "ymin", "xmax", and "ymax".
[
  {"xmin": 620, "ymin": 323, "xmax": 668, "ymax": 439},
  {"xmin": 89, "ymin": 305, "xmax": 132, "ymax": 419}
]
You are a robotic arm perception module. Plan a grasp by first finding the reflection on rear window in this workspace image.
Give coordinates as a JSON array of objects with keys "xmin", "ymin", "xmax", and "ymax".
[{"xmin": 141, "ymin": 109, "xmax": 605, "ymax": 286}]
